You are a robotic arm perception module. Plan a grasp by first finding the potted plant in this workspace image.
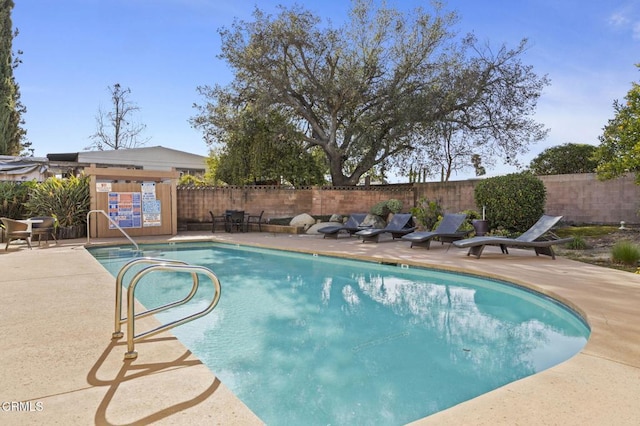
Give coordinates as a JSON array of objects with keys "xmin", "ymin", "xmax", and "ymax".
[{"xmin": 472, "ymin": 206, "xmax": 490, "ymax": 236}]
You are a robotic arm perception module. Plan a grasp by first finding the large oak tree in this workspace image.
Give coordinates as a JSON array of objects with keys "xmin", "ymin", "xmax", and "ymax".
[{"xmin": 192, "ymin": 0, "xmax": 548, "ymax": 186}]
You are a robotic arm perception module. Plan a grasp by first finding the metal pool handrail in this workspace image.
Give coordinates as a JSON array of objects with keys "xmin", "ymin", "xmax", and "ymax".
[
  {"xmin": 86, "ymin": 209, "xmax": 139, "ymax": 251},
  {"xmin": 112, "ymin": 257, "xmax": 222, "ymax": 360},
  {"xmin": 112, "ymin": 257, "xmax": 191, "ymax": 339}
]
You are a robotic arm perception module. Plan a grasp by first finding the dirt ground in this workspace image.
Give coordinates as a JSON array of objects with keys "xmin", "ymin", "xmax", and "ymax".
[{"xmin": 555, "ymin": 226, "xmax": 640, "ymax": 271}]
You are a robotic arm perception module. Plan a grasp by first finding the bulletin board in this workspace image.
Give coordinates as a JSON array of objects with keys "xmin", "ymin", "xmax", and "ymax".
[{"xmin": 86, "ymin": 167, "xmax": 178, "ymax": 238}]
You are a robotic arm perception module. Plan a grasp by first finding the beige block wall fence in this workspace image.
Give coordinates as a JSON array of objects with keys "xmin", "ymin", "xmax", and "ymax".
[{"xmin": 177, "ymin": 173, "xmax": 640, "ymax": 227}]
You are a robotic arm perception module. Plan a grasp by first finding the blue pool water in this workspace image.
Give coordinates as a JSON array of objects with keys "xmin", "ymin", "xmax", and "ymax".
[{"xmin": 90, "ymin": 242, "xmax": 590, "ymax": 425}]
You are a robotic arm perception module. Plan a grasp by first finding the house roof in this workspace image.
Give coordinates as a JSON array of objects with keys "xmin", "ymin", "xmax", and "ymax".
[{"xmin": 47, "ymin": 146, "xmax": 207, "ymax": 171}]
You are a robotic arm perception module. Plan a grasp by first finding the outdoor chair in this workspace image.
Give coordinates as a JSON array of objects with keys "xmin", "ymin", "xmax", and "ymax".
[
  {"xmin": 355, "ymin": 213, "xmax": 416, "ymax": 243},
  {"xmin": 30, "ymin": 216, "xmax": 57, "ymax": 246},
  {"xmin": 402, "ymin": 213, "xmax": 470, "ymax": 249},
  {"xmin": 209, "ymin": 211, "xmax": 227, "ymax": 233},
  {"xmin": 1, "ymin": 217, "xmax": 33, "ymax": 250},
  {"xmin": 225, "ymin": 210, "xmax": 247, "ymax": 233},
  {"xmin": 246, "ymin": 211, "xmax": 265, "ymax": 232},
  {"xmin": 318, "ymin": 213, "xmax": 368, "ymax": 239},
  {"xmin": 452, "ymin": 214, "xmax": 573, "ymax": 259}
]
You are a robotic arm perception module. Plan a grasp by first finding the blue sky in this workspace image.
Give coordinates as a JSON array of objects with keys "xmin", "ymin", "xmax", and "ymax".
[{"xmin": 12, "ymin": 0, "xmax": 640, "ymax": 181}]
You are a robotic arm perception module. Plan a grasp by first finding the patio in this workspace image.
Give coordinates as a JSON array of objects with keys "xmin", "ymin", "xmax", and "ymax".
[{"xmin": 1, "ymin": 231, "xmax": 639, "ymax": 425}]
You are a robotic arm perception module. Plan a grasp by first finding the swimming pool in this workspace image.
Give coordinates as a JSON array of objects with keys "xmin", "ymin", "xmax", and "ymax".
[{"xmin": 90, "ymin": 242, "xmax": 590, "ymax": 425}]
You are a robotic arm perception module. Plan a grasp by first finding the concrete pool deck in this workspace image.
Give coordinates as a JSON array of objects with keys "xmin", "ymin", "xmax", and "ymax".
[{"xmin": 1, "ymin": 231, "xmax": 639, "ymax": 425}]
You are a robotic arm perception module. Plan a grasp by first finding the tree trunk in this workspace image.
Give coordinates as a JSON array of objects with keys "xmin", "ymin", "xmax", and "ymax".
[
  {"xmin": 328, "ymin": 160, "xmax": 361, "ymax": 186},
  {"xmin": 331, "ymin": 173, "xmax": 361, "ymax": 186},
  {"xmin": 325, "ymin": 143, "xmax": 372, "ymax": 186}
]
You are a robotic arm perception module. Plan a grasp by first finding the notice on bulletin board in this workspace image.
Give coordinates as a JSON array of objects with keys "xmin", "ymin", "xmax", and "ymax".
[
  {"xmin": 96, "ymin": 182, "xmax": 112, "ymax": 192},
  {"xmin": 143, "ymin": 200, "xmax": 161, "ymax": 227},
  {"xmin": 108, "ymin": 192, "xmax": 142, "ymax": 229},
  {"xmin": 141, "ymin": 182, "xmax": 156, "ymax": 201},
  {"xmin": 141, "ymin": 182, "xmax": 161, "ymax": 227}
]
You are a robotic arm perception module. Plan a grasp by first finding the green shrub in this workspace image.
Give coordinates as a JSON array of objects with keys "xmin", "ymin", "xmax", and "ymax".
[
  {"xmin": 386, "ymin": 199, "xmax": 403, "ymax": 214},
  {"xmin": 371, "ymin": 199, "xmax": 403, "ymax": 217},
  {"xmin": 474, "ymin": 172, "xmax": 546, "ymax": 233},
  {"xmin": 266, "ymin": 217, "xmax": 291, "ymax": 226},
  {"xmin": 370, "ymin": 200, "xmax": 387, "ymax": 216},
  {"xmin": 566, "ymin": 236, "xmax": 588, "ymax": 250},
  {"xmin": 461, "ymin": 209, "xmax": 481, "ymax": 221},
  {"xmin": 0, "ymin": 181, "xmax": 36, "ymax": 219},
  {"xmin": 611, "ymin": 241, "xmax": 640, "ymax": 265},
  {"xmin": 178, "ymin": 174, "xmax": 207, "ymax": 186},
  {"xmin": 486, "ymin": 228, "xmax": 512, "ymax": 237},
  {"xmin": 459, "ymin": 209, "xmax": 481, "ymax": 231},
  {"xmin": 410, "ymin": 197, "xmax": 443, "ymax": 230},
  {"xmin": 24, "ymin": 175, "xmax": 90, "ymax": 227}
]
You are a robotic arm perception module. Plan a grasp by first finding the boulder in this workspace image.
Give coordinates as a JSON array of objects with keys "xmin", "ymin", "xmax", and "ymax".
[
  {"xmin": 360, "ymin": 214, "xmax": 387, "ymax": 229},
  {"xmin": 329, "ymin": 214, "xmax": 344, "ymax": 223},
  {"xmin": 289, "ymin": 213, "xmax": 316, "ymax": 230},
  {"xmin": 306, "ymin": 222, "xmax": 335, "ymax": 234}
]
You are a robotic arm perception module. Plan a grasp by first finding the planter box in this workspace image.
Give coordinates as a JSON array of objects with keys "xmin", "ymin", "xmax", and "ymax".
[
  {"xmin": 254, "ymin": 224, "xmax": 305, "ymax": 234},
  {"xmin": 57, "ymin": 225, "xmax": 87, "ymax": 240},
  {"xmin": 184, "ymin": 222, "xmax": 305, "ymax": 234}
]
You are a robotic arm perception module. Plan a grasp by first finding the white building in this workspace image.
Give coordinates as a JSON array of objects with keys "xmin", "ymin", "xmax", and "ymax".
[{"xmin": 47, "ymin": 146, "xmax": 207, "ymax": 177}]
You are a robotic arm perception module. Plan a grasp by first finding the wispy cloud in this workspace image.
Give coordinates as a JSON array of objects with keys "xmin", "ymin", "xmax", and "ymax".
[
  {"xmin": 609, "ymin": 12, "xmax": 629, "ymax": 28},
  {"xmin": 609, "ymin": 3, "xmax": 640, "ymax": 40}
]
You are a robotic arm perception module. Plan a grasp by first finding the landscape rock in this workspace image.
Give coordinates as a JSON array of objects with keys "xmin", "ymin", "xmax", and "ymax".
[
  {"xmin": 360, "ymin": 214, "xmax": 387, "ymax": 229},
  {"xmin": 290, "ymin": 213, "xmax": 316, "ymax": 230},
  {"xmin": 306, "ymin": 222, "xmax": 335, "ymax": 234},
  {"xmin": 329, "ymin": 214, "xmax": 344, "ymax": 223}
]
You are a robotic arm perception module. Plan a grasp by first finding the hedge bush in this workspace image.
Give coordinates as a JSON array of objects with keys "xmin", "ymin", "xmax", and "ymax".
[
  {"xmin": 474, "ymin": 172, "xmax": 546, "ymax": 233},
  {"xmin": 370, "ymin": 199, "xmax": 403, "ymax": 217}
]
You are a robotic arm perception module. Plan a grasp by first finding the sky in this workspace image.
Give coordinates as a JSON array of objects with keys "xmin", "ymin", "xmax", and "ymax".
[{"xmin": 11, "ymin": 0, "xmax": 640, "ymax": 181}]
